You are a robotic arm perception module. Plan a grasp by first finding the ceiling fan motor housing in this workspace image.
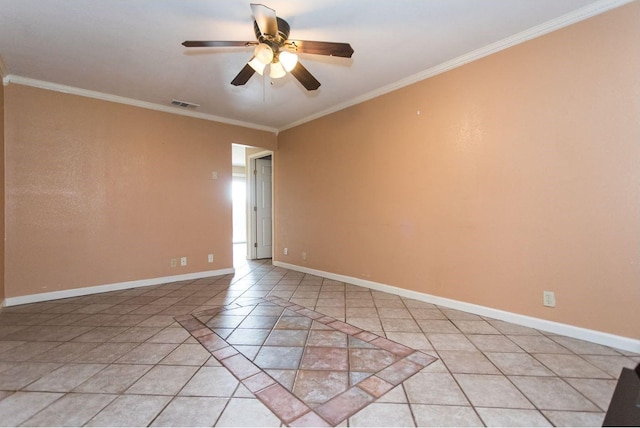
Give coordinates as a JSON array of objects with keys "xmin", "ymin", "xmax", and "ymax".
[{"xmin": 253, "ymin": 17, "xmax": 291, "ymax": 55}]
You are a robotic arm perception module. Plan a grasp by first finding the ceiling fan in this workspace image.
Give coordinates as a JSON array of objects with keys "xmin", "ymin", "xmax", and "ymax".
[{"xmin": 182, "ymin": 3, "xmax": 354, "ymax": 91}]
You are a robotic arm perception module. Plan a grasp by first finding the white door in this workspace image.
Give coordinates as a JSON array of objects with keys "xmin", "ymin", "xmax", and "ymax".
[{"xmin": 255, "ymin": 157, "xmax": 272, "ymax": 259}]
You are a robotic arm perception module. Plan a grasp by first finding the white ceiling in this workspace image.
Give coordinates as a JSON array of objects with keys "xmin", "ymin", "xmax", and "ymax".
[{"xmin": 0, "ymin": 0, "xmax": 628, "ymax": 132}]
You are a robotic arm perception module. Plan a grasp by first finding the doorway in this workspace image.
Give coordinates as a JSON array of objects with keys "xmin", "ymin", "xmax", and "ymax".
[
  {"xmin": 232, "ymin": 144, "xmax": 249, "ymax": 268},
  {"xmin": 248, "ymin": 151, "xmax": 273, "ymax": 260}
]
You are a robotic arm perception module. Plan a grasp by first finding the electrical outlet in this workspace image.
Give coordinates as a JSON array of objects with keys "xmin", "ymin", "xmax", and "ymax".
[
  {"xmin": 301, "ymin": 251, "xmax": 307, "ymax": 260},
  {"xmin": 284, "ymin": 248, "xmax": 288, "ymax": 256},
  {"xmin": 208, "ymin": 254, "xmax": 214, "ymax": 263},
  {"xmin": 170, "ymin": 258, "xmax": 177, "ymax": 268},
  {"xmin": 543, "ymin": 291, "xmax": 556, "ymax": 307},
  {"xmin": 180, "ymin": 257, "xmax": 187, "ymax": 267}
]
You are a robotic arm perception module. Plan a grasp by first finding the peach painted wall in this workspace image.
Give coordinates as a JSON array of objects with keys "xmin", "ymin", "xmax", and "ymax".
[
  {"xmin": 275, "ymin": 3, "xmax": 640, "ymax": 339},
  {"xmin": 0, "ymin": 82, "xmax": 5, "ymax": 305},
  {"xmin": 4, "ymin": 84, "xmax": 276, "ymax": 299}
]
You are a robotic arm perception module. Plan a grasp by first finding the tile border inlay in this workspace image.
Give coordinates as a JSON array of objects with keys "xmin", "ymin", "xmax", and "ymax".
[{"xmin": 175, "ymin": 296, "xmax": 437, "ymax": 426}]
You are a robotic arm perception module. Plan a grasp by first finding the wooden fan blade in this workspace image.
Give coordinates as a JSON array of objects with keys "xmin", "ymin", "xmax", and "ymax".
[
  {"xmin": 182, "ymin": 41, "xmax": 254, "ymax": 48},
  {"xmin": 250, "ymin": 3, "xmax": 278, "ymax": 37},
  {"xmin": 288, "ymin": 40, "xmax": 354, "ymax": 58},
  {"xmin": 290, "ymin": 62, "xmax": 320, "ymax": 91},
  {"xmin": 231, "ymin": 63, "xmax": 256, "ymax": 86}
]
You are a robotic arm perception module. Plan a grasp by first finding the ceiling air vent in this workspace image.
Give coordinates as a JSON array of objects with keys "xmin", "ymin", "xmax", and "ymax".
[{"xmin": 170, "ymin": 99, "xmax": 200, "ymax": 109}]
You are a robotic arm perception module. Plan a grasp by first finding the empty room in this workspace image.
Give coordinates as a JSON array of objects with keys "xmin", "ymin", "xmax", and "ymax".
[{"xmin": 0, "ymin": 0, "xmax": 638, "ymax": 426}]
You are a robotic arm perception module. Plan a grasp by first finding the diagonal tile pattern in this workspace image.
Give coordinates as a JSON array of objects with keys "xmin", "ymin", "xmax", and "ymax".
[
  {"xmin": 0, "ymin": 246, "xmax": 637, "ymax": 426},
  {"xmin": 176, "ymin": 297, "xmax": 436, "ymax": 425}
]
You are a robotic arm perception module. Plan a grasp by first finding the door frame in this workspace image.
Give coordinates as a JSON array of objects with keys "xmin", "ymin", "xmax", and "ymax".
[{"xmin": 247, "ymin": 149, "xmax": 274, "ymax": 260}]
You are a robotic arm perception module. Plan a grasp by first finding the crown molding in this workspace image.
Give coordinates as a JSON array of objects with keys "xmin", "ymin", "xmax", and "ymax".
[
  {"xmin": 3, "ymin": 74, "xmax": 278, "ymax": 134},
  {"xmin": 279, "ymin": 0, "xmax": 635, "ymax": 132}
]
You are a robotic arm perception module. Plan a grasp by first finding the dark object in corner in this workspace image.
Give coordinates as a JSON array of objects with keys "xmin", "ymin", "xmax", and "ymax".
[{"xmin": 602, "ymin": 363, "xmax": 640, "ymax": 426}]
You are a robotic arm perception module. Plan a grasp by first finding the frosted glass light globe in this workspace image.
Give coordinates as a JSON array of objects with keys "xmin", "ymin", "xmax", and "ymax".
[
  {"xmin": 279, "ymin": 51, "xmax": 298, "ymax": 72},
  {"xmin": 269, "ymin": 61, "xmax": 286, "ymax": 79},
  {"xmin": 254, "ymin": 43, "xmax": 274, "ymax": 64}
]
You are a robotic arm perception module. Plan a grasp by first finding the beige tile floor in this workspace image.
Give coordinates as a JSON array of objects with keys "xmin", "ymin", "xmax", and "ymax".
[{"xmin": 0, "ymin": 246, "xmax": 637, "ymax": 427}]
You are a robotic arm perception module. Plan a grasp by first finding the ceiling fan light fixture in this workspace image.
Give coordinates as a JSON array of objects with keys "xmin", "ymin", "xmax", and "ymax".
[
  {"xmin": 183, "ymin": 3, "xmax": 354, "ymax": 91},
  {"xmin": 254, "ymin": 43, "xmax": 274, "ymax": 64},
  {"xmin": 248, "ymin": 56, "xmax": 266, "ymax": 75},
  {"xmin": 279, "ymin": 50, "xmax": 298, "ymax": 72},
  {"xmin": 269, "ymin": 61, "xmax": 286, "ymax": 79}
]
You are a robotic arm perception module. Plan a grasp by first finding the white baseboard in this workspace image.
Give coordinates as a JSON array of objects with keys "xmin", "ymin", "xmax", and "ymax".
[
  {"xmin": 273, "ymin": 261, "xmax": 640, "ymax": 354},
  {"xmin": 3, "ymin": 268, "xmax": 235, "ymax": 307}
]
